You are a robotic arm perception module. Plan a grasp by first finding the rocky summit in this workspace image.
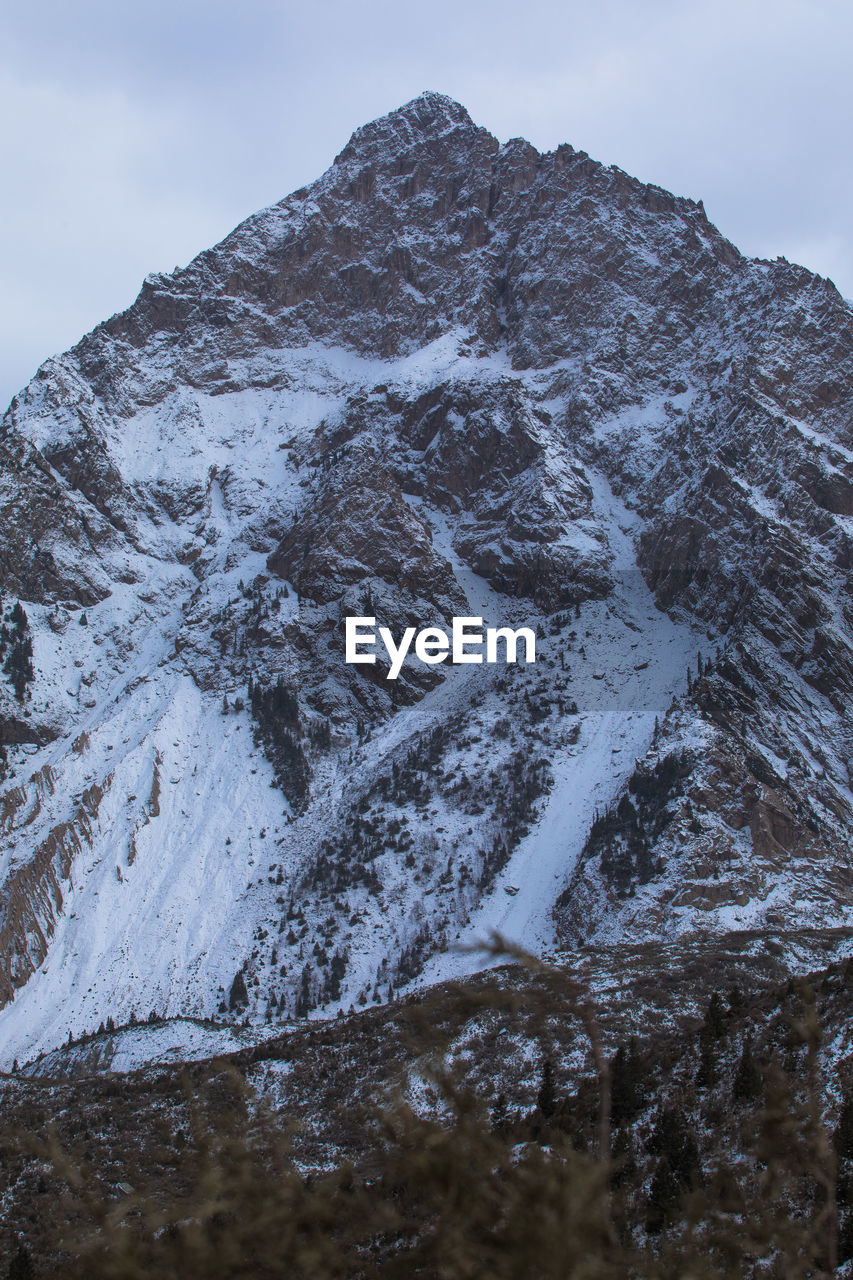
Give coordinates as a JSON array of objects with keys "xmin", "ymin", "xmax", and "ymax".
[{"xmin": 1, "ymin": 90, "xmax": 853, "ymax": 1076}]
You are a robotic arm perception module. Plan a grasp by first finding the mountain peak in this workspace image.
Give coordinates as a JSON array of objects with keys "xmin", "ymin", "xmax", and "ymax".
[
  {"xmin": 391, "ymin": 90, "xmax": 474, "ymax": 129},
  {"xmin": 334, "ymin": 91, "xmax": 491, "ymax": 167}
]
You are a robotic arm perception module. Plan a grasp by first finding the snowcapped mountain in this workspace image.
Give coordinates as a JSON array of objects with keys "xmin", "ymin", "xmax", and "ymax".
[{"xmin": 2, "ymin": 90, "xmax": 853, "ymax": 1069}]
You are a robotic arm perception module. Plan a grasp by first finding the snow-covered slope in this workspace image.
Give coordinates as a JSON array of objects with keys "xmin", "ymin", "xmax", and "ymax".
[{"xmin": 2, "ymin": 92, "xmax": 853, "ymax": 1069}]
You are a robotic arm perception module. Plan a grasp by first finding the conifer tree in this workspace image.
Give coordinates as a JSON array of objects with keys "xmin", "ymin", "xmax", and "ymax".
[
  {"xmin": 733, "ymin": 1035, "xmax": 761, "ymax": 1103},
  {"xmin": 611, "ymin": 1040, "xmax": 644, "ymax": 1125},
  {"xmin": 7, "ymin": 1242, "xmax": 34, "ymax": 1280},
  {"xmin": 705, "ymin": 991, "xmax": 727, "ymax": 1039},
  {"xmin": 834, "ymin": 1085, "xmax": 853, "ymax": 1161},
  {"xmin": 645, "ymin": 1105, "xmax": 701, "ymax": 1232},
  {"xmin": 490, "ymin": 1093, "xmax": 509, "ymax": 1134},
  {"xmin": 696, "ymin": 1031, "xmax": 717, "ymax": 1088},
  {"xmin": 610, "ymin": 1125, "xmax": 638, "ymax": 1189},
  {"xmin": 646, "ymin": 1156, "xmax": 682, "ymax": 1234},
  {"xmin": 537, "ymin": 1060, "xmax": 557, "ymax": 1119},
  {"xmin": 728, "ymin": 984, "xmax": 745, "ymax": 1018},
  {"xmin": 228, "ymin": 970, "xmax": 249, "ymax": 1011}
]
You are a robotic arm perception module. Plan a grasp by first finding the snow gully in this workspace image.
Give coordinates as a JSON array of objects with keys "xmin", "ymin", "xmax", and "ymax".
[{"xmin": 345, "ymin": 616, "xmax": 536, "ymax": 680}]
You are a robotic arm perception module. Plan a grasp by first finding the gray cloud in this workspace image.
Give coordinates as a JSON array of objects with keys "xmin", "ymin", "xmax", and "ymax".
[{"xmin": 2, "ymin": 0, "xmax": 851, "ymax": 407}]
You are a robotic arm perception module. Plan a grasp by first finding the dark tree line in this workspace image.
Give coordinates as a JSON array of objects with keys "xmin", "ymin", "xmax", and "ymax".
[
  {"xmin": 0, "ymin": 600, "xmax": 34, "ymax": 702},
  {"xmin": 580, "ymin": 751, "xmax": 694, "ymax": 894},
  {"xmin": 482, "ymin": 749, "xmax": 553, "ymax": 888},
  {"xmin": 249, "ymin": 676, "xmax": 311, "ymax": 813}
]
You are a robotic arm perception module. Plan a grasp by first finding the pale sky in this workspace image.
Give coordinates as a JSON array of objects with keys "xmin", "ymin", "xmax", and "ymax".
[{"xmin": 2, "ymin": 0, "xmax": 851, "ymax": 409}]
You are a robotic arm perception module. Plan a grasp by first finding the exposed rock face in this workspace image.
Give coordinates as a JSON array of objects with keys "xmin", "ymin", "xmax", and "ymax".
[
  {"xmin": 268, "ymin": 442, "xmax": 464, "ymax": 610},
  {"xmin": 1, "ymin": 91, "xmax": 853, "ymax": 1066},
  {"xmin": 0, "ymin": 430, "xmax": 117, "ymax": 606}
]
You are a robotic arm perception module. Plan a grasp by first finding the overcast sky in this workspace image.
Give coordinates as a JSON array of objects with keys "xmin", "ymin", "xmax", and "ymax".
[{"xmin": 2, "ymin": 0, "xmax": 851, "ymax": 409}]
